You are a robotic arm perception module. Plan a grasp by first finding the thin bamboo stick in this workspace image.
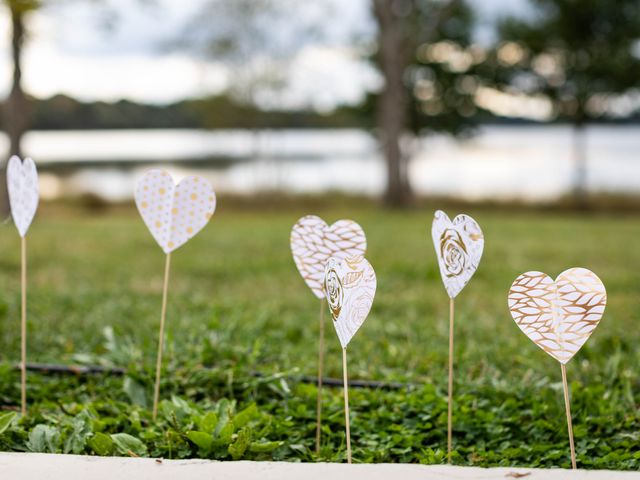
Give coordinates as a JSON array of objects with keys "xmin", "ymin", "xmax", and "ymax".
[
  {"xmin": 20, "ymin": 236, "xmax": 27, "ymax": 415},
  {"xmin": 315, "ymin": 298, "xmax": 325, "ymax": 455},
  {"xmin": 342, "ymin": 347, "xmax": 352, "ymax": 464},
  {"xmin": 447, "ymin": 297, "xmax": 454, "ymax": 463},
  {"xmin": 152, "ymin": 253, "xmax": 171, "ymax": 420},
  {"xmin": 561, "ymin": 363, "xmax": 577, "ymax": 469}
]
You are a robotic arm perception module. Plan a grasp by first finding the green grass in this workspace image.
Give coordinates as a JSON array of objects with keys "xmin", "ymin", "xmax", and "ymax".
[{"xmin": 0, "ymin": 202, "xmax": 639, "ymax": 468}]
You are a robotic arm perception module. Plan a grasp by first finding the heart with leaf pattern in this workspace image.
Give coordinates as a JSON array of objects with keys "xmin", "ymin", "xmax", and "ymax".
[
  {"xmin": 291, "ymin": 215, "xmax": 366, "ymax": 298},
  {"xmin": 508, "ymin": 268, "xmax": 606, "ymax": 364}
]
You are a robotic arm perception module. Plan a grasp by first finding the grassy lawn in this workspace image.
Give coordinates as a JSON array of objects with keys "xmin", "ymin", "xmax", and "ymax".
[{"xmin": 0, "ymin": 201, "xmax": 638, "ymax": 468}]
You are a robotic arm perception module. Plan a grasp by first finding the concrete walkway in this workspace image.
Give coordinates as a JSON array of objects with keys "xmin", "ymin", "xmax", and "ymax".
[{"xmin": 1, "ymin": 453, "xmax": 638, "ymax": 479}]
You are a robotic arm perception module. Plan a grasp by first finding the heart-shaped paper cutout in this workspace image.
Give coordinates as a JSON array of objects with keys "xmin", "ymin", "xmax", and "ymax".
[
  {"xmin": 135, "ymin": 169, "xmax": 216, "ymax": 253},
  {"xmin": 7, "ymin": 155, "xmax": 39, "ymax": 237},
  {"xmin": 291, "ymin": 215, "xmax": 367, "ymax": 298},
  {"xmin": 508, "ymin": 268, "xmax": 606, "ymax": 364},
  {"xmin": 432, "ymin": 210, "xmax": 484, "ymax": 298},
  {"xmin": 324, "ymin": 255, "xmax": 376, "ymax": 348}
]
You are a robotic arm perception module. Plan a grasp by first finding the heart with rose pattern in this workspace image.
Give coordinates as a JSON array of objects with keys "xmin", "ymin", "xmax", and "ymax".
[
  {"xmin": 323, "ymin": 255, "xmax": 376, "ymax": 348},
  {"xmin": 431, "ymin": 210, "xmax": 484, "ymax": 298}
]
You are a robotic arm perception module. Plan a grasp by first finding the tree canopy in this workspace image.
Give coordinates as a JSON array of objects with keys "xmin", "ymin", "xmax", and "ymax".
[{"xmin": 497, "ymin": 0, "xmax": 640, "ymax": 123}]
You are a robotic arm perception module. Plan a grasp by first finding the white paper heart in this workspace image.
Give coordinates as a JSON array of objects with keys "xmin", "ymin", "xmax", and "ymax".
[
  {"xmin": 324, "ymin": 256, "xmax": 376, "ymax": 348},
  {"xmin": 508, "ymin": 268, "xmax": 606, "ymax": 364},
  {"xmin": 7, "ymin": 155, "xmax": 39, "ymax": 238},
  {"xmin": 291, "ymin": 215, "xmax": 367, "ymax": 298},
  {"xmin": 135, "ymin": 169, "xmax": 216, "ymax": 253},
  {"xmin": 432, "ymin": 210, "xmax": 484, "ymax": 299}
]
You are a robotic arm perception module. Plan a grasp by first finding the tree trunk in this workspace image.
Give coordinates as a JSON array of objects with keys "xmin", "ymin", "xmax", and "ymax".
[
  {"xmin": 372, "ymin": 0, "xmax": 411, "ymax": 207},
  {"xmin": 571, "ymin": 123, "xmax": 588, "ymax": 207},
  {"xmin": 2, "ymin": 6, "xmax": 29, "ymax": 214}
]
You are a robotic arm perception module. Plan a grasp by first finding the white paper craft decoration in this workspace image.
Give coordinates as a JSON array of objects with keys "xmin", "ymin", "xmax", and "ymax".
[
  {"xmin": 508, "ymin": 268, "xmax": 606, "ymax": 364},
  {"xmin": 432, "ymin": 210, "xmax": 484, "ymax": 298},
  {"xmin": 324, "ymin": 256, "xmax": 376, "ymax": 348},
  {"xmin": 135, "ymin": 169, "xmax": 216, "ymax": 253},
  {"xmin": 7, "ymin": 156, "xmax": 39, "ymax": 237},
  {"xmin": 291, "ymin": 215, "xmax": 367, "ymax": 298}
]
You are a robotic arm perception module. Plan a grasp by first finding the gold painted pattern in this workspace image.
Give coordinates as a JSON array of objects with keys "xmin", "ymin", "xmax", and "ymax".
[
  {"xmin": 135, "ymin": 169, "xmax": 216, "ymax": 253},
  {"xmin": 508, "ymin": 268, "xmax": 606, "ymax": 364},
  {"xmin": 432, "ymin": 210, "xmax": 484, "ymax": 298},
  {"xmin": 291, "ymin": 215, "xmax": 367, "ymax": 299},
  {"xmin": 324, "ymin": 255, "xmax": 376, "ymax": 348}
]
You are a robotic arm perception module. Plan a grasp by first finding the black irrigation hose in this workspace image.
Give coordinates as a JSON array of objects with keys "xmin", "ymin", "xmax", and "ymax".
[
  {"xmin": 22, "ymin": 363, "xmax": 126, "ymax": 375},
  {"xmin": 18, "ymin": 363, "xmax": 406, "ymax": 390},
  {"xmin": 251, "ymin": 371, "xmax": 406, "ymax": 390}
]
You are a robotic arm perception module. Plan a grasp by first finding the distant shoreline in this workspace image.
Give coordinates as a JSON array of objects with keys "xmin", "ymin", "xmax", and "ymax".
[{"xmin": 2, "ymin": 93, "xmax": 640, "ymax": 131}]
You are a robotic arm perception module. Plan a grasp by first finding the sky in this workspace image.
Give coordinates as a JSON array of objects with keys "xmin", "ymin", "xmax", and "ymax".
[{"xmin": 0, "ymin": 0, "xmax": 531, "ymax": 107}]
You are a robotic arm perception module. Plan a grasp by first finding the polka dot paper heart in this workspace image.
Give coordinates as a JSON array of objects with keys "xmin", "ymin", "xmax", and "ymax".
[
  {"xmin": 135, "ymin": 170, "xmax": 216, "ymax": 253},
  {"xmin": 291, "ymin": 215, "xmax": 367, "ymax": 298},
  {"xmin": 7, "ymin": 156, "xmax": 39, "ymax": 238},
  {"xmin": 508, "ymin": 268, "xmax": 606, "ymax": 364},
  {"xmin": 324, "ymin": 255, "xmax": 376, "ymax": 348},
  {"xmin": 431, "ymin": 210, "xmax": 484, "ymax": 298}
]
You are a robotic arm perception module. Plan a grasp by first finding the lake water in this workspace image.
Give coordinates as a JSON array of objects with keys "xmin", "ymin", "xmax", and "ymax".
[{"xmin": 1, "ymin": 125, "xmax": 639, "ymax": 202}]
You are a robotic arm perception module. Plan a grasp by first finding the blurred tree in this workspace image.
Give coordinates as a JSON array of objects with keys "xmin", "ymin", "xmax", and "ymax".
[
  {"xmin": 182, "ymin": 0, "xmax": 317, "ymax": 165},
  {"xmin": 0, "ymin": 0, "xmax": 154, "ymax": 211},
  {"xmin": 184, "ymin": 0, "xmax": 478, "ymax": 206},
  {"xmin": 1, "ymin": 0, "xmax": 38, "ymax": 213},
  {"xmin": 498, "ymin": 0, "xmax": 640, "ymax": 204},
  {"xmin": 371, "ymin": 0, "xmax": 478, "ymax": 207},
  {"xmin": 2, "ymin": 0, "xmax": 37, "ymax": 160},
  {"xmin": 182, "ymin": 0, "xmax": 319, "ymax": 114}
]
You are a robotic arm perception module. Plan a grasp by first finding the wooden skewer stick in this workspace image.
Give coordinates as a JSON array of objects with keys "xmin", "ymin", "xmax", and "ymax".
[
  {"xmin": 20, "ymin": 236, "xmax": 27, "ymax": 416},
  {"xmin": 561, "ymin": 363, "xmax": 577, "ymax": 469},
  {"xmin": 315, "ymin": 298, "xmax": 325, "ymax": 455},
  {"xmin": 447, "ymin": 297, "xmax": 454, "ymax": 463},
  {"xmin": 152, "ymin": 253, "xmax": 172, "ymax": 420},
  {"xmin": 342, "ymin": 347, "xmax": 352, "ymax": 464}
]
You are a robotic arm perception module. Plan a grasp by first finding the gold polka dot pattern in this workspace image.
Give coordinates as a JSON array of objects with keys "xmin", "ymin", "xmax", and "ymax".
[{"xmin": 135, "ymin": 169, "xmax": 216, "ymax": 253}]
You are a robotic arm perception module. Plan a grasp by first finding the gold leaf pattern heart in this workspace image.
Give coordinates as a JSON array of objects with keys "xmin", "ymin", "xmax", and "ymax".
[
  {"xmin": 324, "ymin": 255, "xmax": 376, "ymax": 348},
  {"xmin": 508, "ymin": 268, "xmax": 607, "ymax": 364},
  {"xmin": 290, "ymin": 215, "xmax": 367, "ymax": 298},
  {"xmin": 135, "ymin": 169, "xmax": 216, "ymax": 253}
]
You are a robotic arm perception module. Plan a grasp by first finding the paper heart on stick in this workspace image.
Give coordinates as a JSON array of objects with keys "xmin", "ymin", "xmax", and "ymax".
[
  {"xmin": 7, "ymin": 156, "xmax": 39, "ymax": 237},
  {"xmin": 135, "ymin": 169, "xmax": 216, "ymax": 253},
  {"xmin": 324, "ymin": 256, "xmax": 376, "ymax": 348},
  {"xmin": 432, "ymin": 210, "xmax": 484, "ymax": 299},
  {"xmin": 291, "ymin": 215, "xmax": 367, "ymax": 298},
  {"xmin": 508, "ymin": 268, "xmax": 606, "ymax": 364}
]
